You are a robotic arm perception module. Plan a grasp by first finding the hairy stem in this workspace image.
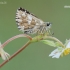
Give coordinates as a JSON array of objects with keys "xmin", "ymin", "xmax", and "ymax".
[
  {"xmin": 0, "ymin": 34, "xmax": 32, "ymax": 68},
  {"xmin": 1, "ymin": 34, "xmax": 32, "ymax": 48},
  {"xmin": 0, "ymin": 34, "xmax": 65, "ymax": 67},
  {"xmin": 0, "ymin": 41, "xmax": 31, "ymax": 68}
]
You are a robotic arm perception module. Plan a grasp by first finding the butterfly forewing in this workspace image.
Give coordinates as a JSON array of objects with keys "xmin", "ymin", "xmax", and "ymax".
[{"xmin": 16, "ymin": 7, "xmax": 51, "ymax": 34}]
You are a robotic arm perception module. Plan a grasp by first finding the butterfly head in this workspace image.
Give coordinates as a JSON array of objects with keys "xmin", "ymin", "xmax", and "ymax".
[{"xmin": 45, "ymin": 22, "xmax": 52, "ymax": 30}]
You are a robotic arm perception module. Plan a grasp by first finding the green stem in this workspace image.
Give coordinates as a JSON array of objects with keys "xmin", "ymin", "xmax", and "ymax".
[
  {"xmin": 31, "ymin": 35, "xmax": 65, "ymax": 48},
  {"xmin": 44, "ymin": 36, "xmax": 65, "ymax": 48}
]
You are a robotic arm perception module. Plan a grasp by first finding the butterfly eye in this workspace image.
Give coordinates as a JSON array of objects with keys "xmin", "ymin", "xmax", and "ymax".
[{"xmin": 47, "ymin": 22, "xmax": 51, "ymax": 26}]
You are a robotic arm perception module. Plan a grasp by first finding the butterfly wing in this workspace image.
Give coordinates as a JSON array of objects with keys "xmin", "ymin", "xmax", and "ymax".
[{"xmin": 16, "ymin": 7, "xmax": 44, "ymax": 34}]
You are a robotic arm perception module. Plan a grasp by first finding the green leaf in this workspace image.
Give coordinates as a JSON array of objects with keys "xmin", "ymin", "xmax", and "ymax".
[
  {"xmin": 55, "ymin": 42, "xmax": 61, "ymax": 47},
  {"xmin": 41, "ymin": 40, "xmax": 56, "ymax": 47}
]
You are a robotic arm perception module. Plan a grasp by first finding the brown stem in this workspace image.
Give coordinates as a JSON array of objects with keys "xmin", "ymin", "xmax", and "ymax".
[
  {"xmin": 0, "ymin": 34, "xmax": 32, "ymax": 67},
  {"xmin": 0, "ymin": 41, "xmax": 31, "ymax": 68},
  {"xmin": 1, "ymin": 34, "xmax": 32, "ymax": 48},
  {"xmin": 0, "ymin": 34, "xmax": 64, "ymax": 68}
]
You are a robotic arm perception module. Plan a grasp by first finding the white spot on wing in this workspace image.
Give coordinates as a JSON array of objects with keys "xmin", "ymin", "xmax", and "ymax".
[
  {"xmin": 36, "ymin": 23, "xmax": 39, "ymax": 25},
  {"xmin": 16, "ymin": 14, "xmax": 21, "ymax": 18},
  {"xmin": 17, "ymin": 10, "xmax": 19, "ymax": 13},
  {"xmin": 27, "ymin": 14, "xmax": 32, "ymax": 24},
  {"xmin": 18, "ymin": 26, "xmax": 21, "ymax": 28},
  {"xmin": 22, "ymin": 12, "xmax": 26, "ymax": 17},
  {"xmin": 17, "ymin": 23, "xmax": 20, "ymax": 25},
  {"xmin": 28, "ymin": 21, "xmax": 31, "ymax": 24},
  {"xmin": 40, "ymin": 20, "xmax": 43, "ymax": 24},
  {"xmin": 27, "ymin": 14, "xmax": 32, "ymax": 20},
  {"xmin": 20, "ymin": 26, "xmax": 24, "ymax": 31},
  {"xmin": 16, "ymin": 19, "xmax": 22, "ymax": 22},
  {"xmin": 16, "ymin": 15, "xmax": 21, "ymax": 18}
]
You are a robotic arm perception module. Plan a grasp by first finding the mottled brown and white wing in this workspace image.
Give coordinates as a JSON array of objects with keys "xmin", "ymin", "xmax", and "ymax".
[{"xmin": 16, "ymin": 7, "xmax": 44, "ymax": 34}]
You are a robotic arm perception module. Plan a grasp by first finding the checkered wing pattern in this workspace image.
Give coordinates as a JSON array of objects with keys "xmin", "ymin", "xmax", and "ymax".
[{"xmin": 16, "ymin": 7, "xmax": 44, "ymax": 34}]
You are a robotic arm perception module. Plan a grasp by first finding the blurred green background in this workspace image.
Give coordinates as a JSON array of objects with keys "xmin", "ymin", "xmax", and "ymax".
[{"xmin": 0, "ymin": 0, "xmax": 70, "ymax": 70}]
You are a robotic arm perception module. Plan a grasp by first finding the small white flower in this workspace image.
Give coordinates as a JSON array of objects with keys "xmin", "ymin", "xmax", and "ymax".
[
  {"xmin": 49, "ymin": 40, "xmax": 70, "ymax": 58},
  {"xmin": 0, "ymin": 42, "xmax": 10, "ymax": 60}
]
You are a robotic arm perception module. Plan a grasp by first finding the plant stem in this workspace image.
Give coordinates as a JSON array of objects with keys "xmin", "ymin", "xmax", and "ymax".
[
  {"xmin": 1, "ymin": 34, "xmax": 32, "ymax": 48},
  {"xmin": 44, "ymin": 36, "xmax": 65, "ymax": 48},
  {"xmin": 0, "ymin": 34, "xmax": 65, "ymax": 68},
  {"xmin": 0, "ymin": 41, "xmax": 31, "ymax": 68},
  {"xmin": 31, "ymin": 35, "xmax": 65, "ymax": 48},
  {"xmin": 0, "ymin": 34, "xmax": 32, "ymax": 68}
]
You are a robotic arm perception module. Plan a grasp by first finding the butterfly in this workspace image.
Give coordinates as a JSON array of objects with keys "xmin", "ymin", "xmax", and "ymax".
[{"xmin": 15, "ymin": 7, "xmax": 52, "ymax": 35}]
